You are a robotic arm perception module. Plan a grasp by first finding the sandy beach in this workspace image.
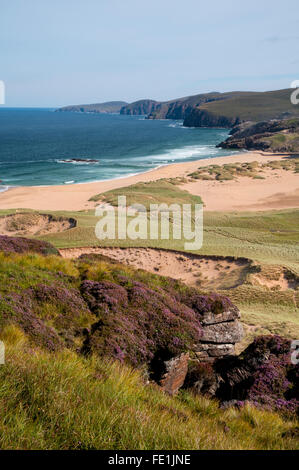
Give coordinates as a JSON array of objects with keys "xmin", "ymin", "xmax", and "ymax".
[{"xmin": 0, "ymin": 151, "xmax": 298, "ymax": 212}]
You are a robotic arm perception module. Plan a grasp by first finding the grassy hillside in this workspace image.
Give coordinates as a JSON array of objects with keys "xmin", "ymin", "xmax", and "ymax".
[
  {"xmin": 120, "ymin": 89, "xmax": 299, "ymax": 127},
  {"xmin": 1, "ymin": 326, "xmax": 297, "ymax": 450},
  {"xmin": 0, "ymin": 249, "xmax": 298, "ymax": 450},
  {"xmin": 198, "ymin": 89, "xmax": 299, "ymax": 122}
]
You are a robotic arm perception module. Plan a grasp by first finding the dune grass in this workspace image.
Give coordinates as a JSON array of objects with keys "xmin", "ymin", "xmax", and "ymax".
[
  {"xmin": 186, "ymin": 158, "xmax": 299, "ymax": 182},
  {"xmin": 0, "ymin": 325, "xmax": 298, "ymax": 450},
  {"xmin": 89, "ymin": 180, "xmax": 203, "ymax": 208}
]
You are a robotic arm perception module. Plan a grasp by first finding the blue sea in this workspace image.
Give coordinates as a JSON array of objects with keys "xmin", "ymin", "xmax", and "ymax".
[{"xmin": 0, "ymin": 108, "xmax": 239, "ymax": 190}]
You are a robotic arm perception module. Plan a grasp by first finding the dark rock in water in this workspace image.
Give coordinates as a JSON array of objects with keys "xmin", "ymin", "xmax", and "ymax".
[
  {"xmin": 0, "ymin": 234, "xmax": 59, "ymax": 256},
  {"xmin": 160, "ymin": 353, "xmax": 189, "ymax": 395},
  {"xmin": 61, "ymin": 158, "xmax": 99, "ymax": 164}
]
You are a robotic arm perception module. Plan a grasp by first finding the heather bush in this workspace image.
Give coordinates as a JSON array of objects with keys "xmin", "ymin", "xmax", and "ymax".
[
  {"xmin": 177, "ymin": 290, "xmax": 236, "ymax": 317},
  {"xmin": 216, "ymin": 335, "xmax": 299, "ymax": 416},
  {"xmin": 0, "ymin": 291, "xmax": 62, "ymax": 351},
  {"xmin": 0, "ymin": 234, "xmax": 59, "ymax": 256},
  {"xmin": 81, "ymin": 278, "xmax": 202, "ymax": 366}
]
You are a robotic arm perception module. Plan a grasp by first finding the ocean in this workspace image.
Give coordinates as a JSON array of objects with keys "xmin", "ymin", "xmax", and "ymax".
[{"xmin": 0, "ymin": 108, "xmax": 240, "ymax": 190}]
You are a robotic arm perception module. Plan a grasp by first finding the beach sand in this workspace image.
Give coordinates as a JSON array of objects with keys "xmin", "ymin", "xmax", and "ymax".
[{"xmin": 0, "ymin": 151, "xmax": 298, "ymax": 212}]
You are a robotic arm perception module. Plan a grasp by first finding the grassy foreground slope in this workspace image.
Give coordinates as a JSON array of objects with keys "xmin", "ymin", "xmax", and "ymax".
[{"xmin": 0, "ymin": 327, "xmax": 297, "ymax": 450}]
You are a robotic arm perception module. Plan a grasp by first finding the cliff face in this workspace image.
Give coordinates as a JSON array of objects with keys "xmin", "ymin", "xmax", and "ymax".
[
  {"xmin": 120, "ymin": 99, "xmax": 159, "ymax": 115},
  {"xmin": 148, "ymin": 93, "xmax": 222, "ymax": 120},
  {"xmin": 218, "ymin": 118, "xmax": 299, "ymax": 152},
  {"xmin": 184, "ymin": 109, "xmax": 240, "ymax": 128}
]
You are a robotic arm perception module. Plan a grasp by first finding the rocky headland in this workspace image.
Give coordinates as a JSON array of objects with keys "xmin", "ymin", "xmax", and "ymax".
[{"xmin": 218, "ymin": 118, "xmax": 299, "ymax": 153}]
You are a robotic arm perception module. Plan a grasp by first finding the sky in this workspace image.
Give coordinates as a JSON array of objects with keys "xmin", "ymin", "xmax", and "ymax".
[{"xmin": 1, "ymin": 0, "xmax": 299, "ymax": 107}]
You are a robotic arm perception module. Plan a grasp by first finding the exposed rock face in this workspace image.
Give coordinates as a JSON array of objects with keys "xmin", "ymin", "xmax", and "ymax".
[
  {"xmin": 160, "ymin": 353, "xmax": 189, "ymax": 395},
  {"xmin": 186, "ymin": 335, "xmax": 299, "ymax": 415},
  {"xmin": 148, "ymin": 94, "xmax": 221, "ymax": 120},
  {"xmin": 120, "ymin": 99, "xmax": 159, "ymax": 115},
  {"xmin": 183, "ymin": 109, "xmax": 240, "ymax": 128},
  {"xmin": 201, "ymin": 320, "xmax": 244, "ymax": 344},
  {"xmin": 179, "ymin": 292, "xmax": 243, "ymax": 363},
  {"xmin": 218, "ymin": 118, "xmax": 299, "ymax": 152}
]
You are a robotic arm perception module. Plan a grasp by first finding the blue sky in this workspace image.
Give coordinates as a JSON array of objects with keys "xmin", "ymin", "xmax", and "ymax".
[{"xmin": 1, "ymin": 0, "xmax": 299, "ymax": 107}]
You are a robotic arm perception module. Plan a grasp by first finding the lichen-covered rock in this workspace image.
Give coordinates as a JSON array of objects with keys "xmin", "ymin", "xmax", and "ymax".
[
  {"xmin": 200, "ymin": 308, "xmax": 240, "ymax": 326},
  {"xmin": 197, "ymin": 343, "xmax": 235, "ymax": 357},
  {"xmin": 201, "ymin": 320, "xmax": 244, "ymax": 344}
]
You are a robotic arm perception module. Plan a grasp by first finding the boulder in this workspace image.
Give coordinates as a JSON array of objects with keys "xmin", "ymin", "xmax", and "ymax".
[
  {"xmin": 160, "ymin": 353, "xmax": 189, "ymax": 395},
  {"xmin": 200, "ymin": 320, "xmax": 244, "ymax": 344}
]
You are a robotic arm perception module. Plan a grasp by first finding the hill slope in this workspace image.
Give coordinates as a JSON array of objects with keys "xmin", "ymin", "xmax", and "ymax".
[
  {"xmin": 121, "ymin": 89, "xmax": 299, "ymax": 127},
  {"xmin": 0, "ymin": 243, "xmax": 298, "ymax": 449},
  {"xmin": 56, "ymin": 101, "xmax": 128, "ymax": 114}
]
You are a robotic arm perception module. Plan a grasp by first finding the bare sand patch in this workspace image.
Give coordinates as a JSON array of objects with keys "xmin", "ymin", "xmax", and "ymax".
[
  {"xmin": 0, "ymin": 212, "xmax": 76, "ymax": 236},
  {"xmin": 180, "ymin": 167, "xmax": 299, "ymax": 211},
  {"xmin": 60, "ymin": 246, "xmax": 251, "ymax": 290},
  {"xmin": 60, "ymin": 246, "xmax": 298, "ymax": 292},
  {"xmin": 250, "ymin": 265, "xmax": 298, "ymax": 291}
]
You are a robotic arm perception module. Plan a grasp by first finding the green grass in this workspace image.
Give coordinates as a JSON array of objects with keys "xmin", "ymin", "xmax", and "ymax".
[
  {"xmin": 89, "ymin": 180, "xmax": 203, "ymax": 208},
  {"xmin": 199, "ymin": 89, "xmax": 299, "ymax": 122},
  {"xmin": 0, "ymin": 325, "xmax": 297, "ymax": 450},
  {"xmin": 3, "ymin": 206, "xmax": 297, "ymax": 270}
]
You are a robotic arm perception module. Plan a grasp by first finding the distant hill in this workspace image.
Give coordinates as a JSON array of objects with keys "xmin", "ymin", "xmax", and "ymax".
[
  {"xmin": 56, "ymin": 101, "xmax": 128, "ymax": 114},
  {"xmin": 120, "ymin": 89, "xmax": 299, "ymax": 128},
  {"xmin": 184, "ymin": 89, "xmax": 299, "ymax": 128},
  {"xmin": 120, "ymin": 99, "xmax": 158, "ymax": 115},
  {"xmin": 56, "ymin": 89, "xmax": 299, "ymax": 129}
]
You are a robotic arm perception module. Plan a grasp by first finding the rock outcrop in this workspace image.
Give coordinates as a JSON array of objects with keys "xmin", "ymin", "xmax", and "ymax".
[
  {"xmin": 218, "ymin": 118, "xmax": 299, "ymax": 153},
  {"xmin": 186, "ymin": 335, "xmax": 299, "ymax": 415},
  {"xmin": 160, "ymin": 353, "xmax": 189, "ymax": 395}
]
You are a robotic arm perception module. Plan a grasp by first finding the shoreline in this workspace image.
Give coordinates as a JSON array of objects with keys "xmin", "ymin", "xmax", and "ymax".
[{"xmin": 0, "ymin": 150, "xmax": 298, "ymax": 212}]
